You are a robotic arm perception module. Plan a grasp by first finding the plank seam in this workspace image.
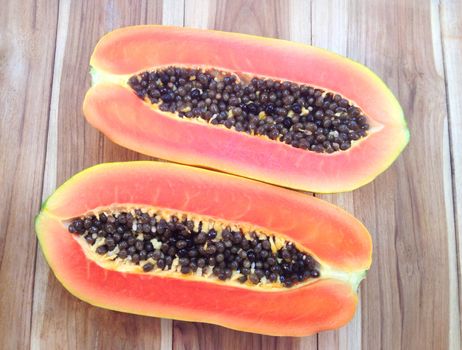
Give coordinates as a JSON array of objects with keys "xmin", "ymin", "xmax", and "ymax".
[
  {"xmin": 438, "ymin": 0, "xmax": 460, "ymax": 271},
  {"xmin": 437, "ymin": 0, "xmax": 462, "ymax": 346}
]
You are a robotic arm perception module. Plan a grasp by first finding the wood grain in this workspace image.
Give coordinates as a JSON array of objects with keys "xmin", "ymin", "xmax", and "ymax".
[
  {"xmin": 31, "ymin": 1, "xmax": 164, "ymax": 349},
  {"xmin": 0, "ymin": 1, "xmax": 59, "ymax": 349},
  {"xmin": 440, "ymin": 0, "xmax": 462, "ymax": 347},
  {"xmin": 332, "ymin": 1, "xmax": 451, "ymax": 349},
  {"xmin": 0, "ymin": 0, "xmax": 460, "ymax": 348}
]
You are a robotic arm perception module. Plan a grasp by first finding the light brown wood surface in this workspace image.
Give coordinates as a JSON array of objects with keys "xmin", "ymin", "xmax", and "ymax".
[{"xmin": 0, "ymin": 0, "xmax": 460, "ymax": 349}]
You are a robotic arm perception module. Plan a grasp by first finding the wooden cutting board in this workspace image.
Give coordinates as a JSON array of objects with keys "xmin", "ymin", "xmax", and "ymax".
[{"xmin": 0, "ymin": 0, "xmax": 460, "ymax": 349}]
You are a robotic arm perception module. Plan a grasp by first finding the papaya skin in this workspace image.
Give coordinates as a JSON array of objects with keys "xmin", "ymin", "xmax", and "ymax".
[
  {"xmin": 36, "ymin": 161, "xmax": 371, "ymax": 336},
  {"xmin": 84, "ymin": 25, "xmax": 410, "ymax": 193}
]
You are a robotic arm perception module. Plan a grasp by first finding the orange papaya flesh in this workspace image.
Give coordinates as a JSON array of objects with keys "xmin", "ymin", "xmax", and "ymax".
[
  {"xmin": 36, "ymin": 161, "xmax": 371, "ymax": 336},
  {"xmin": 84, "ymin": 25, "xmax": 409, "ymax": 193}
]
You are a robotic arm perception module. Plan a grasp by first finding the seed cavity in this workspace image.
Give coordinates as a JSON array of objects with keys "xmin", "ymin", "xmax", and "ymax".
[
  {"xmin": 67, "ymin": 208, "xmax": 321, "ymax": 288},
  {"xmin": 128, "ymin": 67, "xmax": 370, "ymax": 153}
]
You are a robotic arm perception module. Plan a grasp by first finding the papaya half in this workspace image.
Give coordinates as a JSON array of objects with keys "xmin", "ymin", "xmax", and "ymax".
[
  {"xmin": 35, "ymin": 161, "xmax": 372, "ymax": 336},
  {"xmin": 83, "ymin": 25, "xmax": 409, "ymax": 193}
]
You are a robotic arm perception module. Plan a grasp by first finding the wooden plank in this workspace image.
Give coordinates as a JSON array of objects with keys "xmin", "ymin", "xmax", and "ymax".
[
  {"xmin": 312, "ymin": 0, "xmax": 451, "ymax": 349},
  {"xmin": 308, "ymin": 2, "xmax": 362, "ymax": 349},
  {"xmin": 174, "ymin": 1, "xmax": 316, "ymax": 349},
  {"xmin": 31, "ymin": 1, "xmax": 165, "ymax": 349},
  {"xmin": 0, "ymin": 1, "xmax": 59, "ymax": 349},
  {"xmin": 173, "ymin": 322, "xmax": 314, "ymax": 350},
  {"xmin": 31, "ymin": 2, "xmax": 71, "ymax": 349},
  {"xmin": 163, "ymin": 0, "xmax": 185, "ymax": 26},
  {"xmin": 440, "ymin": 0, "xmax": 462, "ymax": 348}
]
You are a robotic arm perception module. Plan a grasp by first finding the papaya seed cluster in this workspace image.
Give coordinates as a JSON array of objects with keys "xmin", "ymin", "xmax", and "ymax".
[
  {"xmin": 68, "ymin": 209, "xmax": 321, "ymax": 288},
  {"xmin": 129, "ymin": 66, "xmax": 370, "ymax": 153}
]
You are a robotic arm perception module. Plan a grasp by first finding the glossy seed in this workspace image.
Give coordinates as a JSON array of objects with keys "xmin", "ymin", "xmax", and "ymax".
[
  {"xmin": 96, "ymin": 245, "xmax": 108, "ymax": 255},
  {"xmin": 143, "ymin": 263, "xmax": 154, "ymax": 272},
  {"xmin": 249, "ymin": 273, "xmax": 260, "ymax": 284}
]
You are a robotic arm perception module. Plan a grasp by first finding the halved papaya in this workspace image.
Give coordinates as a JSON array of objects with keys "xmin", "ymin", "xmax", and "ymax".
[
  {"xmin": 36, "ymin": 161, "xmax": 371, "ymax": 336},
  {"xmin": 83, "ymin": 26, "xmax": 409, "ymax": 193}
]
